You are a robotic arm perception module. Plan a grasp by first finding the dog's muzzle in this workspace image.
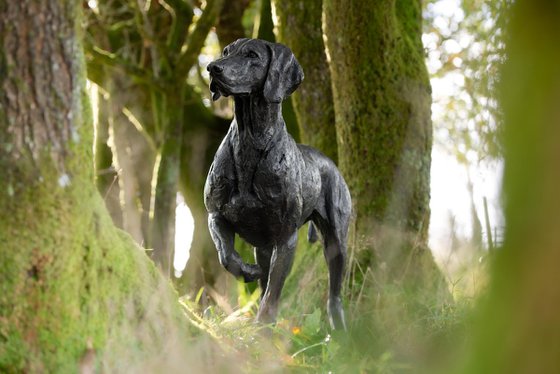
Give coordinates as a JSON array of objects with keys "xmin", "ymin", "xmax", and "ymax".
[{"xmin": 207, "ymin": 62, "xmax": 224, "ymax": 101}]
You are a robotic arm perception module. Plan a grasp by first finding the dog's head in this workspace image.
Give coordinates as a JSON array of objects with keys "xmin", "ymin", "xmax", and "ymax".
[{"xmin": 207, "ymin": 38, "xmax": 304, "ymax": 103}]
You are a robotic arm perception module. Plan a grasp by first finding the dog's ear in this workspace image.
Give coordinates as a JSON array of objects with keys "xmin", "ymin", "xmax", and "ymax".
[{"xmin": 263, "ymin": 43, "xmax": 304, "ymax": 103}]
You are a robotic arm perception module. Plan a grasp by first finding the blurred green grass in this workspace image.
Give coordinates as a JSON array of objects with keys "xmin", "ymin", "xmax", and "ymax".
[{"xmin": 178, "ymin": 226, "xmax": 486, "ymax": 373}]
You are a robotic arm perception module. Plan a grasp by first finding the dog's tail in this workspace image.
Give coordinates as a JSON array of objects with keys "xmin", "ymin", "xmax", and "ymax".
[{"xmin": 307, "ymin": 222, "xmax": 319, "ymax": 243}]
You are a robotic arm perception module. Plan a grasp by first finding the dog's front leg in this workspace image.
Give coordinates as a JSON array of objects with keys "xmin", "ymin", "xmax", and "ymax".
[
  {"xmin": 257, "ymin": 232, "xmax": 297, "ymax": 324},
  {"xmin": 208, "ymin": 213, "xmax": 263, "ymax": 282}
]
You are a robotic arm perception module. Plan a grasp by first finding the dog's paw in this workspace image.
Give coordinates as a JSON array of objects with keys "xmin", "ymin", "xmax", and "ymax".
[{"xmin": 241, "ymin": 263, "xmax": 263, "ymax": 283}]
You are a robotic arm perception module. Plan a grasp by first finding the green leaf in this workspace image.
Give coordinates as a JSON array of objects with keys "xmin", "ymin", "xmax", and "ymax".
[{"xmin": 303, "ymin": 308, "xmax": 322, "ymax": 335}]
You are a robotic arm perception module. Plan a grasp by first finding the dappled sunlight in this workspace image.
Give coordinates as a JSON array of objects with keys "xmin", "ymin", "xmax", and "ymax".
[{"xmin": 173, "ymin": 194, "xmax": 194, "ymax": 278}]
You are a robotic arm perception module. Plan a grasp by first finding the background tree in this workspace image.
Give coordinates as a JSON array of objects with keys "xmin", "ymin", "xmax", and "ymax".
[
  {"xmin": 266, "ymin": 0, "xmax": 439, "ymax": 290},
  {"xmin": 323, "ymin": 0, "xmax": 432, "ymax": 239},
  {"xmin": 272, "ymin": 0, "xmax": 337, "ymax": 162},
  {"xmin": 0, "ymin": 1, "xmax": 188, "ymax": 371},
  {"xmin": 260, "ymin": 2, "xmax": 449, "ymax": 340},
  {"xmin": 272, "ymin": 0, "xmax": 442, "ymax": 289}
]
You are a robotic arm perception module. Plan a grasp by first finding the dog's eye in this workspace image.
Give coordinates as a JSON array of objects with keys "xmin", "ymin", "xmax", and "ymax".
[
  {"xmin": 222, "ymin": 48, "xmax": 229, "ymax": 57},
  {"xmin": 247, "ymin": 51, "xmax": 258, "ymax": 59}
]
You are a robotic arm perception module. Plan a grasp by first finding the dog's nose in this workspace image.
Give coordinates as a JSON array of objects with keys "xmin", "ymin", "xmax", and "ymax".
[{"xmin": 207, "ymin": 63, "xmax": 223, "ymax": 75}]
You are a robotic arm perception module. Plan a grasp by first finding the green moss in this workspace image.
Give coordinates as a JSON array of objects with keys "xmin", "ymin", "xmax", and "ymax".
[
  {"xmin": 0, "ymin": 133, "xmax": 186, "ymax": 371},
  {"xmin": 0, "ymin": 5, "xmax": 186, "ymax": 371}
]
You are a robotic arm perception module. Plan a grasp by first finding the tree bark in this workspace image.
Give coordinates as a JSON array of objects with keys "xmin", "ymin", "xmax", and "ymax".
[
  {"xmin": 272, "ymin": 0, "xmax": 338, "ymax": 162},
  {"xmin": 323, "ymin": 0, "xmax": 436, "ymax": 280},
  {"xmin": 0, "ymin": 2, "xmax": 183, "ymax": 371}
]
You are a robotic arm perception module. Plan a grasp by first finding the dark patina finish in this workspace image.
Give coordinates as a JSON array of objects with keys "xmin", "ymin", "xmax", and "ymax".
[{"xmin": 204, "ymin": 38, "xmax": 351, "ymax": 330}]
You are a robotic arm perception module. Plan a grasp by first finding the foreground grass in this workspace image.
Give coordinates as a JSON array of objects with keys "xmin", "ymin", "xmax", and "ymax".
[
  {"xmin": 178, "ymin": 242, "xmax": 486, "ymax": 373},
  {"xmin": 181, "ymin": 296, "xmax": 471, "ymax": 373}
]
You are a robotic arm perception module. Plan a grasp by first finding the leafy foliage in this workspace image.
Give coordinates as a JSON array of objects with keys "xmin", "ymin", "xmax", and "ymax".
[{"xmin": 424, "ymin": 0, "xmax": 510, "ymax": 163}]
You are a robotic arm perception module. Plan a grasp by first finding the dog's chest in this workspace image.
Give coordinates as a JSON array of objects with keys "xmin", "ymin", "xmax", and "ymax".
[
  {"xmin": 233, "ymin": 139, "xmax": 300, "ymax": 204},
  {"xmin": 229, "ymin": 142, "xmax": 302, "ymax": 241},
  {"xmin": 205, "ymin": 125, "xmax": 304, "ymax": 245},
  {"xmin": 232, "ymin": 144, "xmax": 264, "ymax": 193}
]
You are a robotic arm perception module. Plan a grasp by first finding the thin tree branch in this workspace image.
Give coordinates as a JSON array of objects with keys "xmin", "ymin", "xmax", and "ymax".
[
  {"xmin": 133, "ymin": 0, "xmax": 163, "ymax": 78},
  {"xmin": 122, "ymin": 106, "xmax": 158, "ymax": 151},
  {"xmin": 86, "ymin": 45, "xmax": 162, "ymax": 90},
  {"xmin": 174, "ymin": 0, "xmax": 224, "ymax": 81},
  {"xmin": 161, "ymin": 0, "xmax": 194, "ymax": 53}
]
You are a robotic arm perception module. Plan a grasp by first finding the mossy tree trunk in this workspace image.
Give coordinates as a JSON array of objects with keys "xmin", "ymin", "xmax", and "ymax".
[
  {"xmin": 323, "ymin": 0, "xmax": 436, "ymax": 281},
  {"xmin": 0, "ymin": 1, "xmax": 183, "ymax": 371},
  {"xmin": 464, "ymin": 1, "xmax": 560, "ymax": 372},
  {"xmin": 272, "ymin": 0, "xmax": 338, "ymax": 162}
]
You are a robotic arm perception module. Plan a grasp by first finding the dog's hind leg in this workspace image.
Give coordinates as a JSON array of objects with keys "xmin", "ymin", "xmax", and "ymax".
[
  {"xmin": 208, "ymin": 213, "xmax": 263, "ymax": 282},
  {"xmin": 256, "ymin": 232, "xmax": 297, "ymax": 324},
  {"xmin": 318, "ymin": 178, "xmax": 351, "ymax": 330},
  {"xmin": 322, "ymin": 232, "xmax": 348, "ymax": 330}
]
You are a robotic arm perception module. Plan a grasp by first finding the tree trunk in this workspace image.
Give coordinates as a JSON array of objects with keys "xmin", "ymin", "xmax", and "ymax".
[
  {"xmin": 272, "ymin": 0, "xmax": 338, "ymax": 162},
  {"xmin": 323, "ymin": 0, "xmax": 436, "ymax": 281},
  {"xmin": 217, "ymin": 0, "xmax": 251, "ymax": 48},
  {"xmin": 106, "ymin": 75, "xmax": 156, "ymax": 246},
  {"xmin": 93, "ymin": 73, "xmax": 157, "ymax": 249},
  {"xmin": 95, "ymin": 86, "xmax": 123, "ymax": 228},
  {"xmin": 464, "ymin": 1, "xmax": 560, "ymax": 372},
  {"xmin": 150, "ymin": 91, "xmax": 185, "ymax": 276},
  {"xmin": 0, "ymin": 2, "xmax": 183, "ymax": 371}
]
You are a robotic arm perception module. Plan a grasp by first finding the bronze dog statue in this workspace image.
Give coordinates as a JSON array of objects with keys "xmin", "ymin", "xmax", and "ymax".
[{"xmin": 204, "ymin": 38, "xmax": 351, "ymax": 330}]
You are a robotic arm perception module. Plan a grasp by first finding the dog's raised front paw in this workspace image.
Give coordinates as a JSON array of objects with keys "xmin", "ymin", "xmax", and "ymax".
[{"xmin": 241, "ymin": 263, "xmax": 263, "ymax": 283}]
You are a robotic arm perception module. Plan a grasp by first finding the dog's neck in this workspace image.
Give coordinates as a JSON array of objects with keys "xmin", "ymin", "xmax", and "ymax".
[{"xmin": 233, "ymin": 95, "xmax": 284, "ymax": 148}]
